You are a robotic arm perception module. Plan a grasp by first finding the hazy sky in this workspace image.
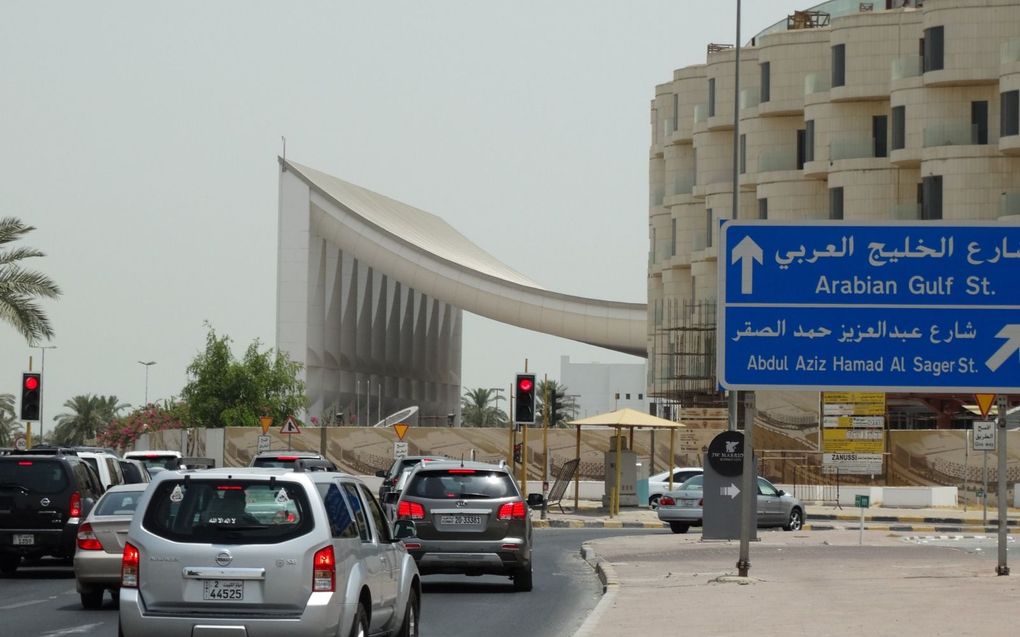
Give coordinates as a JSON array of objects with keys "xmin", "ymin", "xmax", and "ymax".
[{"xmin": 1, "ymin": 1, "xmax": 807, "ymax": 431}]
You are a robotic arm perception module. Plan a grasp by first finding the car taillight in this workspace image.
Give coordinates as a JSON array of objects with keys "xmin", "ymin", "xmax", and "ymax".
[
  {"xmin": 69, "ymin": 492, "xmax": 82, "ymax": 518},
  {"xmin": 122, "ymin": 542, "xmax": 140, "ymax": 588},
  {"xmin": 76, "ymin": 522, "xmax": 103, "ymax": 550},
  {"xmin": 312, "ymin": 546, "xmax": 335, "ymax": 592},
  {"xmin": 497, "ymin": 501, "xmax": 526, "ymax": 520},
  {"xmin": 659, "ymin": 495, "xmax": 675, "ymax": 506},
  {"xmin": 397, "ymin": 501, "xmax": 425, "ymax": 520}
]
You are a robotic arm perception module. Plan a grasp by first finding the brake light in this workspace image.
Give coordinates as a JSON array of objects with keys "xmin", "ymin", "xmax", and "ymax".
[
  {"xmin": 397, "ymin": 501, "xmax": 425, "ymax": 520},
  {"xmin": 216, "ymin": 485, "xmax": 244, "ymax": 491},
  {"xmin": 69, "ymin": 492, "xmax": 82, "ymax": 518},
  {"xmin": 497, "ymin": 501, "xmax": 526, "ymax": 520},
  {"xmin": 312, "ymin": 546, "xmax": 335, "ymax": 592},
  {"xmin": 659, "ymin": 495, "xmax": 675, "ymax": 507},
  {"xmin": 122, "ymin": 542, "xmax": 140, "ymax": 588},
  {"xmin": 447, "ymin": 469, "xmax": 476, "ymax": 474},
  {"xmin": 77, "ymin": 522, "xmax": 103, "ymax": 550},
  {"xmin": 277, "ymin": 456, "xmax": 298, "ymax": 461},
  {"xmin": 17, "ymin": 461, "xmax": 32, "ymax": 466}
]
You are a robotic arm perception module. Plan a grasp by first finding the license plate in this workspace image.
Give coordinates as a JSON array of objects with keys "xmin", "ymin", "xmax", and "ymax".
[
  {"xmin": 680, "ymin": 499, "xmax": 699, "ymax": 507},
  {"xmin": 439, "ymin": 515, "xmax": 481, "ymax": 525},
  {"xmin": 13, "ymin": 534, "xmax": 34, "ymax": 546},
  {"xmin": 203, "ymin": 579, "xmax": 244, "ymax": 601}
]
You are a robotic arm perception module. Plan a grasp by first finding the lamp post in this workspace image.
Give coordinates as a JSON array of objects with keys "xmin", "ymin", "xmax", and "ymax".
[
  {"xmin": 32, "ymin": 343, "xmax": 57, "ymax": 443},
  {"xmin": 488, "ymin": 387, "xmax": 505, "ymax": 425},
  {"xmin": 138, "ymin": 361, "xmax": 156, "ymax": 406}
]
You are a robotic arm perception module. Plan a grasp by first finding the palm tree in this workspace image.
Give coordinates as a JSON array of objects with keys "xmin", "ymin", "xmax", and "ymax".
[
  {"xmin": 460, "ymin": 387, "xmax": 508, "ymax": 427},
  {"xmin": 52, "ymin": 394, "xmax": 129, "ymax": 446},
  {"xmin": 0, "ymin": 217, "xmax": 62, "ymax": 343},
  {"xmin": 0, "ymin": 392, "xmax": 21, "ymax": 446},
  {"xmin": 535, "ymin": 379, "xmax": 579, "ymax": 427}
]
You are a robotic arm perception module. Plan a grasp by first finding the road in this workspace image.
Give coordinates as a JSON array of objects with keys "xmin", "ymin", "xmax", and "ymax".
[{"xmin": 0, "ymin": 528, "xmax": 656, "ymax": 637}]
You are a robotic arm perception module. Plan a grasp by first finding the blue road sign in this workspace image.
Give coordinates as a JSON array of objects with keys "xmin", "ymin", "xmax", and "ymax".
[{"xmin": 718, "ymin": 221, "xmax": 1020, "ymax": 392}]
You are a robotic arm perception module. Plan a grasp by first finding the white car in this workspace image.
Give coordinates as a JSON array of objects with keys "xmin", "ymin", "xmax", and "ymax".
[
  {"xmin": 647, "ymin": 466, "xmax": 703, "ymax": 508},
  {"xmin": 76, "ymin": 451, "xmax": 126, "ymax": 491}
]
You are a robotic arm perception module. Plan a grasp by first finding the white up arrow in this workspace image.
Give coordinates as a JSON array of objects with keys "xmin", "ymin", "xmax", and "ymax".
[
  {"xmin": 721, "ymin": 483, "xmax": 741, "ymax": 499},
  {"xmin": 731, "ymin": 236, "xmax": 763, "ymax": 295},
  {"xmin": 985, "ymin": 324, "xmax": 1020, "ymax": 372}
]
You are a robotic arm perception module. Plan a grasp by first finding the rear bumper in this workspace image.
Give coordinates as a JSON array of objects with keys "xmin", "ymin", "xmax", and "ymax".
[
  {"xmin": 118, "ymin": 589, "xmax": 349, "ymax": 637},
  {"xmin": 409, "ymin": 537, "xmax": 529, "ymax": 575},
  {"xmin": 0, "ymin": 526, "xmax": 77, "ymax": 558},
  {"xmin": 74, "ymin": 549, "xmax": 123, "ymax": 590},
  {"xmin": 656, "ymin": 508, "xmax": 703, "ymax": 525}
]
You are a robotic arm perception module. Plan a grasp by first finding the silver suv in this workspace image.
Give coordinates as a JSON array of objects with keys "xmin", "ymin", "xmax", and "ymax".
[
  {"xmin": 118, "ymin": 468, "xmax": 420, "ymax": 637},
  {"xmin": 395, "ymin": 461, "xmax": 542, "ymax": 591}
]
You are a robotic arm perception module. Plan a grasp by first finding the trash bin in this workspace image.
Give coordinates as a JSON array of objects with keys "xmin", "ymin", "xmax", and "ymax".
[{"xmin": 636, "ymin": 461, "xmax": 649, "ymax": 506}]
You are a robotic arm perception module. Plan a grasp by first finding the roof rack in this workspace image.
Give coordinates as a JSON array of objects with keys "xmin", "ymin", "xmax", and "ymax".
[{"xmin": 17, "ymin": 446, "xmax": 79, "ymax": 456}]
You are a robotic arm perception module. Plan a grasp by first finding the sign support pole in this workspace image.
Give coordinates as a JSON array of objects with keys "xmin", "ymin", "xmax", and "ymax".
[
  {"xmin": 996, "ymin": 395, "xmax": 1009, "ymax": 576},
  {"xmin": 983, "ymin": 450, "xmax": 989, "ymax": 526},
  {"xmin": 737, "ymin": 391, "xmax": 755, "ymax": 577}
]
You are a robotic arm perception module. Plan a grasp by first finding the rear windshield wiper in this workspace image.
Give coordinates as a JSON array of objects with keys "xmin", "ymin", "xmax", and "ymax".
[
  {"xmin": 457, "ymin": 492, "xmax": 497, "ymax": 499},
  {"xmin": 0, "ymin": 483, "xmax": 29, "ymax": 494}
]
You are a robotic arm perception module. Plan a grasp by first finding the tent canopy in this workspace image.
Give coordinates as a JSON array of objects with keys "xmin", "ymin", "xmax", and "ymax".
[{"xmin": 567, "ymin": 407, "xmax": 686, "ymax": 429}]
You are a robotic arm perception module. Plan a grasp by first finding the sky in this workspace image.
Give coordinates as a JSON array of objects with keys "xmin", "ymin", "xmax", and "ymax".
[{"xmin": 1, "ymin": 0, "xmax": 809, "ymax": 432}]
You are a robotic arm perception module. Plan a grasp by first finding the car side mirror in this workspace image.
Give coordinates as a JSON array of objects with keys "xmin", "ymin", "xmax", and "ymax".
[
  {"xmin": 527, "ymin": 493, "xmax": 544, "ymax": 507},
  {"xmin": 393, "ymin": 520, "xmax": 416, "ymax": 540},
  {"xmin": 383, "ymin": 492, "xmax": 399, "ymax": 504},
  {"xmin": 777, "ymin": 489, "xmax": 786, "ymax": 496},
  {"xmin": 375, "ymin": 470, "xmax": 387, "ymax": 478}
]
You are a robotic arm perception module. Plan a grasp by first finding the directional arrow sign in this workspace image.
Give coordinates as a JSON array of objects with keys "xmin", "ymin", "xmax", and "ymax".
[
  {"xmin": 719, "ymin": 221, "xmax": 1020, "ymax": 392},
  {"xmin": 721, "ymin": 483, "xmax": 741, "ymax": 499}
]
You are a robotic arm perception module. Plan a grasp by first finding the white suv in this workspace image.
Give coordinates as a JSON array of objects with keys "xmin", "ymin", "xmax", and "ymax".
[{"xmin": 119, "ymin": 467, "xmax": 421, "ymax": 637}]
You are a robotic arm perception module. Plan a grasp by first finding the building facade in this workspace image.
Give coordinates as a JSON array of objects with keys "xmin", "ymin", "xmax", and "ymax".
[
  {"xmin": 560, "ymin": 355, "xmax": 648, "ymax": 419},
  {"xmin": 648, "ymin": 0, "xmax": 1020, "ymax": 425}
]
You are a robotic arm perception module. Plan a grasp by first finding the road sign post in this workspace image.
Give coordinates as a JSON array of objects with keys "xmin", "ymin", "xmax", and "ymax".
[{"xmin": 996, "ymin": 395, "xmax": 1009, "ymax": 576}]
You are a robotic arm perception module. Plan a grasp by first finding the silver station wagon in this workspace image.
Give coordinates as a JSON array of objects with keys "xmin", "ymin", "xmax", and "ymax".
[{"xmin": 118, "ymin": 467, "xmax": 420, "ymax": 637}]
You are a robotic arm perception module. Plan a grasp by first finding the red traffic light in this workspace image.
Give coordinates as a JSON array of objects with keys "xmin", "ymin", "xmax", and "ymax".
[
  {"xmin": 518, "ymin": 377, "xmax": 533, "ymax": 392},
  {"xmin": 24, "ymin": 375, "xmax": 40, "ymax": 391}
]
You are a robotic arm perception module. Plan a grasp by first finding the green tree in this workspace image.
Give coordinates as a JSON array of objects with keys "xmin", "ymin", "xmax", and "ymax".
[
  {"xmin": 0, "ymin": 217, "xmax": 61, "ymax": 343},
  {"xmin": 535, "ymin": 379, "xmax": 579, "ymax": 427},
  {"xmin": 0, "ymin": 393, "xmax": 22, "ymax": 446},
  {"xmin": 52, "ymin": 394, "xmax": 128, "ymax": 446},
  {"xmin": 460, "ymin": 387, "xmax": 508, "ymax": 427},
  {"xmin": 181, "ymin": 325, "xmax": 307, "ymax": 428}
]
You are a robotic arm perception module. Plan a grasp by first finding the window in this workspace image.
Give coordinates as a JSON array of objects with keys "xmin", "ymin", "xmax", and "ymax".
[
  {"xmin": 670, "ymin": 218, "xmax": 676, "ymax": 257},
  {"xmin": 921, "ymin": 175, "xmax": 943, "ymax": 220},
  {"xmin": 708, "ymin": 78, "xmax": 716, "ymax": 117},
  {"xmin": 831, "ymin": 44, "xmax": 845, "ymax": 88},
  {"xmin": 360, "ymin": 484, "xmax": 391, "ymax": 543},
  {"xmin": 650, "ymin": 228, "xmax": 656, "ymax": 262},
  {"xmin": 758, "ymin": 198, "xmax": 768, "ymax": 220},
  {"xmin": 0, "ymin": 459, "xmax": 68, "ymax": 494},
  {"xmin": 626, "ymin": 393, "xmax": 631, "ymax": 400},
  {"xmin": 829, "ymin": 187, "xmax": 844, "ymax": 220},
  {"xmin": 923, "ymin": 26, "xmax": 944, "ymax": 72},
  {"xmin": 760, "ymin": 62, "xmax": 771, "ymax": 103},
  {"xmin": 739, "ymin": 134, "xmax": 746, "ymax": 174},
  {"xmin": 638, "ymin": 393, "xmax": 644, "ymax": 400},
  {"xmin": 891, "ymin": 106, "xmax": 905, "ymax": 150},
  {"xmin": 706, "ymin": 209, "xmax": 713, "ymax": 248},
  {"xmin": 341, "ymin": 483, "xmax": 371, "ymax": 541},
  {"xmin": 873, "ymin": 115, "xmax": 888, "ymax": 158},
  {"xmin": 672, "ymin": 93, "xmax": 679, "ymax": 131},
  {"xmin": 796, "ymin": 129, "xmax": 806, "ymax": 169},
  {"xmin": 805, "ymin": 120, "xmax": 815, "ymax": 162},
  {"xmin": 1002, "ymin": 90, "xmax": 1020, "ymax": 137},
  {"xmin": 972, "ymin": 101, "xmax": 988, "ymax": 145},
  {"xmin": 319, "ymin": 483, "xmax": 360, "ymax": 539}
]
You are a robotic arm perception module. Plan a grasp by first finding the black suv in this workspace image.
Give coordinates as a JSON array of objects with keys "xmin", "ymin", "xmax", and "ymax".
[{"xmin": 0, "ymin": 451, "xmax": 104, "ymax": 574}]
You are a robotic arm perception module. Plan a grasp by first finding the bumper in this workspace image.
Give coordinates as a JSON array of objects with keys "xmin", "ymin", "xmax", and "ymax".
[
  {"xmin": 656, "ymin": 508, "xmax": 703, "ymax": 525},
  {"xmin": 0, "ymin": 526, "xmax": 77, "ymax": 558},
  {"xmin": 409, "ymin": 537, "xmax": 529, "ymax": 575},
  {"xmin": 74, "ymin": 550, "xmax": 123, "ymax": 590},
  {"xmin": 118, "ymin": 588, "xmax": 349, "ymax": 637}
]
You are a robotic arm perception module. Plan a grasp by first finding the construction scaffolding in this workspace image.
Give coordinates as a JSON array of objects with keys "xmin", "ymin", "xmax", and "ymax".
[{"xmin": 650, "ymin": 298, "xmax": 725, "ymax": 419}]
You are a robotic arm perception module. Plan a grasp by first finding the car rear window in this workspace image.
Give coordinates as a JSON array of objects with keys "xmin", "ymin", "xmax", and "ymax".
[
  {"xmin": 133, "ymin": 455, "xmax": 182, "ymax": 471},
  {"xmin": 0, "ymin": 459, "xmax": 69, "ymax": 494},
  {"xmin": 142, "ymin": 479, "xmax": 313, "ymax": 544},
  {"xmin": 251, "ymin": 456, "xmax": 319, "ymax": 468},
  {"xmin": 95, "ymin": 489, "xmax": 145, "ymax": 516},
  {"xmin": 408, "ymin": 469, "xmax": 517, "ymax": 500}
]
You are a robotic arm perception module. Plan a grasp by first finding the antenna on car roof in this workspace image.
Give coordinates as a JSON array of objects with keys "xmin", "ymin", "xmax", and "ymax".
[{"xmin": 460, "ymin": 453, "xmax": 464, "ymax": 468}]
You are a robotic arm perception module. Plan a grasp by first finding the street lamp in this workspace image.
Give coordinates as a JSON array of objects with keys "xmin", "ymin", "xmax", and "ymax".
[
  {"xmin": 138, "ymin": 361, "xmax": 156, "ymax": 405},
  {"xmin": 31, "ymin": 343, "xmax": 56, "ymax": 443},
  {"xmin": 488, "ymin": 387, "xmax": 505, "ymax": 425}
]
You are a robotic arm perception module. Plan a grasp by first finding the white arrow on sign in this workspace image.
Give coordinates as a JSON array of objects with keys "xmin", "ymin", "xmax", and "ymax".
[
  {"xmin": 731, "ymin": 236, "xmax": 763, "ymax": 295},
  {"xmin": 721, "ymin": 483, "xmax": 741, "ymax": 499},
  {"xmin": 986, "ymin": 324, "xmax": 1020, "ymax": 372}
]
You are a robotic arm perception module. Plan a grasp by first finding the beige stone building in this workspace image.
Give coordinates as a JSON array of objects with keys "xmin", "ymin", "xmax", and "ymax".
[{"xmin": 648, "ymin": 0, "xmax": 1020, "ymax": 425}]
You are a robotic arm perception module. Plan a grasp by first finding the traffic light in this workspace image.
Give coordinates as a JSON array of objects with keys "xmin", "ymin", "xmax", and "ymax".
[
  {"xmin": 514, "ymin": 374, "xmax": 536, "ymax": 424},
  {"xmin": 21, "ymin": 372, "xmax": 41, "ymax": 421}
]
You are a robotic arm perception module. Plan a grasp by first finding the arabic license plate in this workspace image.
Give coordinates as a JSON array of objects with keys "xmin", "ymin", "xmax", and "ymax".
[
  {"xmin": 680, "ymin": 499, "xmax": 699, "ymax": 507},
  {"xmin": 439, "ymin": 515, "xmax": 481, "ymax": 526},
  {"xmin": 203, "ymin": 579, "xmax": 244, "ymax": 601},
  {"xmin": 13, "ymin": 534, "xmax": 34, "ymax": 546}
]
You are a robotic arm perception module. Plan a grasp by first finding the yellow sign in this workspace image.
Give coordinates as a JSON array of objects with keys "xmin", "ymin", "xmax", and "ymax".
[
  {"xmin": 822, "ymin": 392, "xmax": 885, "ymax": 405},
  {"xmin": 822, "ymin": 429, "xmax": 885, "ymax": 454},
  {"xmin": 259, "ymin": 416, "xmax": 273, "ymax": 434},
  {"xmin": 393, "ymin": 423, "xmax": 409, "ymax": 441},
  {"xmin": 975, "ymin": 394, "xmax": 996, "ymax": 418}
]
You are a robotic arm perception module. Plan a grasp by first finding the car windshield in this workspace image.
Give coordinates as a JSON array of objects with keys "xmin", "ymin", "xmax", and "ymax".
[
  {"xmin": 678, "ymin": 475, "xmax": 704, "ymax": 491},
  {"xmin": 142, "ymin": 479, "xmax": 313, "ymax": 544},
  {"xmin": 0, "ymin": 459, "xmax": 68, "ymax": 494},
  {"xmin": 408, "ymin": 469, "xmax": 516, "ymax": 499},
  {"xmin": 134, "ymin": 455, "xmax": 181, "ymax": 471},
  {"xmin": 95, "ymin": 489, "xmax": 146, "ymax": 516}
]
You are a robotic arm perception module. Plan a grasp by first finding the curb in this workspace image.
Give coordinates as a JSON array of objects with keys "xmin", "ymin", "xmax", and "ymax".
[
  {"xmin": 572, "ymin": 543, "xmax": 619, "ymax": 637},
  {"xmin": 812, "ymin": 513, "xmax": 1020, "ymax": 527},
  {"xmin": 533, "ymin": 519, "xmax": 666, "ymax": 529},
  {"xmin": 534, "ymin": 519, "xmax": 1020, "ymax": 534}
]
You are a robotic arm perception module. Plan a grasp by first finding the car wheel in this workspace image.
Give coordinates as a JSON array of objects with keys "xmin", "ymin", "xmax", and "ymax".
[
  {"xmin": 513, "ymin": 564, "xmax": 533, "ymax": 592},
  {"xmin": 669, "ymin": 522, "xmax": 689, "ymax": 534},
  {"xmin": 648, "ymin": 495, "xmax": 660, "ymax": 509},
  {"xmin": 396, "ymin": 589, "xmax": 419, "ymax": 637},
  {"xmin": 349, "ymin": 603, "xmax": 368, "ymax": 637},
  {"xmin": 80, "ymin": 587, "xmax": 105, "ymax": 610},
  {"xmin": 784, "ymin": 508, "xmax": 803, "ymax": 531},
  {"xmin": 0, "ymin": 553, "xmax": 19, "ymax": 575}
]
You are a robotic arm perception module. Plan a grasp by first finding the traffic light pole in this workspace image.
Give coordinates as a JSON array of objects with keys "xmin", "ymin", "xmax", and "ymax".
[{"xmin": 541, "ymin": 376, "xmax": 549, "ymax": 520}]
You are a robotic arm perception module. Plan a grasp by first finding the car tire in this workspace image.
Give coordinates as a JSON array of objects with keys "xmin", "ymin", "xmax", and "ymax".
[
  {"xmin": 349, "ymin": 603, "xmax": 368, "ymax": 637},
  {"xmin": 513, "ymin": 564, "xmax": 533, "ymax": 592},
  {"xmin": 396, "ymin": 588, "xmax": 419, "ymax": 637},
  {"xmin": 669, "ymin": 522, "xmax": 689, "ymax": 534},
  {"xmin": 0, "ymin": 553, "xmax": 19, "ymax": 575},
  {"xmin": 80, "ymin": 587, "xmax": 105, "ymax": 610},
  {"xmin": 784, "ymin": 508, "xmax": 804, "ymax": 532},
  {"xmin": 648, "ymin": 495, "xmax": 660, "ymax": 509}
]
